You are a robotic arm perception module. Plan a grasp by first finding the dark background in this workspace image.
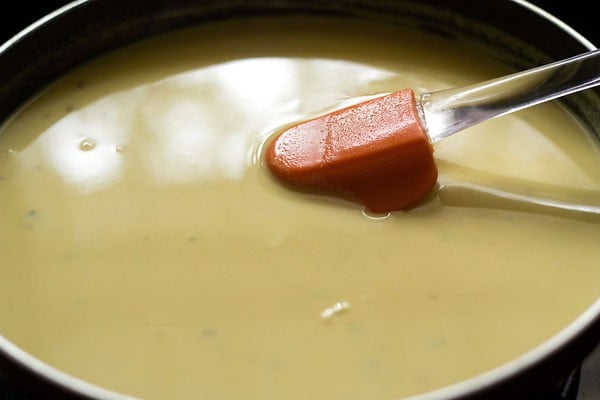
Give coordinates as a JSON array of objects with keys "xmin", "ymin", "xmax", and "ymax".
[{"xmin": 0, "ymin": 1, "xmax": 599, "ymax": 45}]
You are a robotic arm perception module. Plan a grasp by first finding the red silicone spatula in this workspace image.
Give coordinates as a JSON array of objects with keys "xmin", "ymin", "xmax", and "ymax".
[{"xmin": 265, "ymin": 49, "xmax": 600, "ymax": 213}]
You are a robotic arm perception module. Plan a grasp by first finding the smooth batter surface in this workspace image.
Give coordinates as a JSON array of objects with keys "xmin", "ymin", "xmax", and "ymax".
[{"xmin": 0, "ymin": 16, "xmax": 600, "ymax": 400}]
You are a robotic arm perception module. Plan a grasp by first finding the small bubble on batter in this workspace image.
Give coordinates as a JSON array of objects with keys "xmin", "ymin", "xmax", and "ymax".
[
  {"xmin": 79, "ymin": 138, "xmax": 97, "ymax": 151},
  {"xmin": 5, "ymin": 149, "xmax": 17, "ymax": 158}
]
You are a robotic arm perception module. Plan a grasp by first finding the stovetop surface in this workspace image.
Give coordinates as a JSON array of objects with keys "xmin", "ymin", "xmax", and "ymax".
[{"xmin": 579, "ymin": 343, "xmax": 600, "ymax": 400}]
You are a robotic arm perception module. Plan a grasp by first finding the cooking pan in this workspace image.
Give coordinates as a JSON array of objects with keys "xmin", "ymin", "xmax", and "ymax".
[{"xmin": 0, "ymin": 1, "xmax": 598, "ymax": 399}]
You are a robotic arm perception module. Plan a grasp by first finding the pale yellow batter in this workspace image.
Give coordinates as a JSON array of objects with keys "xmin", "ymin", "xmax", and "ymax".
[{"xmin": 0, "ymin": 16, "xmax": 599, "ymax": 400}]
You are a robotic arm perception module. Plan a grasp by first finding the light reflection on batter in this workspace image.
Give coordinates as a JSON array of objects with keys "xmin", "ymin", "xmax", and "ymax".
[{"xmin": 16, "ymin": 58, "xmax": 396, "ymax": 192}]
